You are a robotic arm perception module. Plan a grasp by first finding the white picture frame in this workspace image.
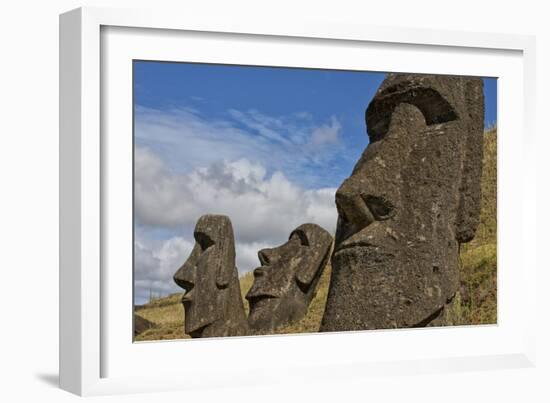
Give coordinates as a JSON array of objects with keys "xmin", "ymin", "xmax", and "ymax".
[{"xmin": 59, "ymin": 6, "xmax": 537, "ymax": 396}]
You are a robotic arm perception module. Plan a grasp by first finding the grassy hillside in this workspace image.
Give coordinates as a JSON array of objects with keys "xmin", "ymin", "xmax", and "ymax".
[
  {"xmin": 135, "ymin": 128, "xmax": 497, "ymax": 341},
  {"xmin": 446, "ymin": 127, "xmax": 497, "ymax": 325}
]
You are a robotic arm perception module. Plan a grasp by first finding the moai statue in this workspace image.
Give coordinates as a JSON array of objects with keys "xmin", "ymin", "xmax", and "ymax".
[
  {"xmin": 246, "ymin": 223, "xmax": 333, "ymax": 334},
  {"xmin": 321, "ymin": 74, "xmax": 484, "ymax": 331},
  {"xmin": 173, "ymin": 215, "xmax": 248, "ymax": 338}
]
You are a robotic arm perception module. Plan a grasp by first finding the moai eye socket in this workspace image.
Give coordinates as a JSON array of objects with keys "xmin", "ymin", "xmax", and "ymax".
[
  {"xmin": 195, "ymin": 232, "xmax": 215, "ymax": 251},
  {"xmin": 290, "ymin": 230, "xmax": 309, "ymax": 247},
  {"xmin": 363, "ymin": 195, "xmax": 395, "ymax": 220}
]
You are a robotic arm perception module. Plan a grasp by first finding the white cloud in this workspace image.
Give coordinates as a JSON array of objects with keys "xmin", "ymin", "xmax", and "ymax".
[
  {"xmin": 134, "ymin": 236, "xmax": 194, "ymax": 303},
  {"xmin": 235, "ymin": 241, "xmax": 273, "ymax": 274},
  {"xmin": 135, "ymin": 146, "xmax": 337, "ymax": 243},
  {"xmin": 310, "ymin": 116, "xmax": 342, "ymax": 146}
]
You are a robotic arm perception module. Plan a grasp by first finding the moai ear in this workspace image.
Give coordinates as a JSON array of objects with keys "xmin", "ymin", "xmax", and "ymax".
[
  {"xmin": 294, "ymin": 226, "xmax": 333, "ymax": 288},
  {"xmin": 455, "ymin": 78, "xmax": 485, "ymax": 243},
  {"xmin": 215, "ymin": 229, "xmax": 237, "ymax": 288}
]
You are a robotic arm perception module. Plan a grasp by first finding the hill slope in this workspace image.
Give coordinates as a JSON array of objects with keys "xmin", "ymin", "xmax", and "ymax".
[{"xmin": 135, "ymin": 128, "xmax": 497, "ymax": 341}]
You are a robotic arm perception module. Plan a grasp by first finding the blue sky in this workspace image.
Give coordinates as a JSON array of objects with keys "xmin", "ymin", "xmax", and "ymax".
[
  {"xmin": 133, "ymin": 61, "xmax": 497, "ymax": 304},
  {"xmin": 135, "ymin": 63, "xmax": 496, "ymax": 187}
]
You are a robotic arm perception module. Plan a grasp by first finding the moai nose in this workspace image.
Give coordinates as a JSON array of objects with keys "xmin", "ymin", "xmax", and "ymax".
[
  {"xmin": 173, "ymin": 262, "xmax": 196, "ymax": 291},
  {"xmin": 335, "ymin": 182, "xmax": 375, "ymax": 244}
]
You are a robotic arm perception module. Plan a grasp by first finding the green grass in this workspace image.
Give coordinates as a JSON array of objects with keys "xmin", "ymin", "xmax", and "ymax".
[{"xmin": 135, "ymin": 128, "xmax": 498, "ymax": 340}]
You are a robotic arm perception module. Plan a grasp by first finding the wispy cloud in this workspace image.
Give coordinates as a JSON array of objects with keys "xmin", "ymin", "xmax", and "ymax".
[
  {"xmin": 227, "ymin": 109, "xmax": 296, "ymax": 145},
  {"xmin": 310, "ymin": 116, "xmax": 342, "ymax": 146},
  {"xmin": 135, "ymin": 105, "xmax": 347, "ymax": 189}
]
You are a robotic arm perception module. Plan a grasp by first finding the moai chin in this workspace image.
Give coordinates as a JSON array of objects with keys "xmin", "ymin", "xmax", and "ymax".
[
  {"xmin": 173, "ymin": 214, "xmax": 248, "ymax": 338},
  {"xmin": 246, "ymin": 223, "xmax": 333, "ymax": 334},
  {"xmin": 320, "ymin": 74, "xmax": 484, "ymax": 331}
]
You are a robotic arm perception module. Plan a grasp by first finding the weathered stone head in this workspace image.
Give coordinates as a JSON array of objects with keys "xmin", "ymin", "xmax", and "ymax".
[
  {"xmin": 173, "ymin": 214, "xmax": 248, "ymax": 338},
  {"xmin": 321, "ymin": 74, "xmax": 484, "ymax": 331},
  {"xmin": 246, "ymin": 224, "xmax": 333, "ymax": 333}
]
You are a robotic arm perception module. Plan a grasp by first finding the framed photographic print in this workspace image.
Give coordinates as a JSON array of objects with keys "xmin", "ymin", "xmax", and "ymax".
[{"xmin": 60, "ymin": 6, "xmax": 537, "ymax": 396}]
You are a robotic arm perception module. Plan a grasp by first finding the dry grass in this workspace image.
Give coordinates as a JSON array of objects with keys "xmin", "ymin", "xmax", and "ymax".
[
  {"xmin": 135, "ymin": 294, "xmax": 189, "ymax": 341},
  {"xmin": 446, "ymin": 128, "xmax": 497, "ymax": 325},
  {"xmin": 135, "ymin": 128, "xmax": 498, "ymax": 340},
  {"xmin": 239, "ymin": 271, "xmax": 254, "ymax": 316},
  {"xmin": 464, "ymin": 128, "xmax": 497, "ymax": 250}
]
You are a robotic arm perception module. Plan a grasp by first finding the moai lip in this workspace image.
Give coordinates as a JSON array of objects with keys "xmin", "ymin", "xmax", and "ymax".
[
  {"xmin": 321, "ymin": 74, "xmax": 485, "ymax": 332},
  {"xmin": 173, "ymin": 214, "xmax": 248, "ymax": 338},
  {"xmin": 246, "ymin": 223, "xmax": 333, "ymax": 334}
]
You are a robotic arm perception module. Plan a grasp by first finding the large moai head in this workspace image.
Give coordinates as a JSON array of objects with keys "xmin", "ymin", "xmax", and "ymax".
[
  {"xmin": 173, "ymin": 215, "xmax": 248, "ymax": 338},
  {"xmin": 320, "ymin": 74, "xmax": 484, "ymax": 331},
  {"xmin": 246, "ymin": 224, "xmax": 333, "ymax": 333}
]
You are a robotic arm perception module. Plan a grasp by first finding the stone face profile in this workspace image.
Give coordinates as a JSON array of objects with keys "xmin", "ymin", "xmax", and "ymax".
[
  {"xmin": 173, "ymin": 214, "xmax": 248, "ymax": 338},
  {"xmin": 246, "ymin": 224, "xmax": 333, "ymax": 333},
  {"xmin": 321, "ymin": 74, "xmax": 485, "ymax": 331}
]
